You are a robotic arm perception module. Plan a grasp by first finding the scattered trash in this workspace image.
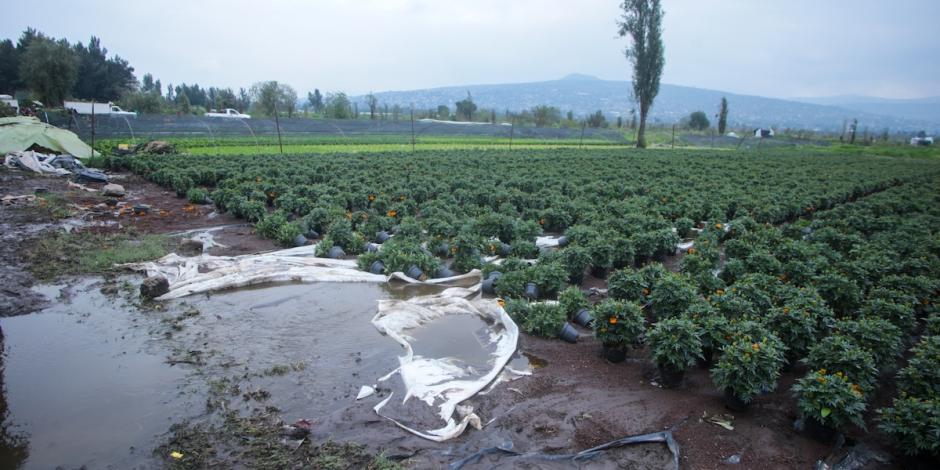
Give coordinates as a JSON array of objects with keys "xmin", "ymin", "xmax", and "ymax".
[
  {"xmin": 67, "ymin": 181, "xmax": 98, "ymax": 192},
  {"xmin": 141, "ymin": 140, "xmax": 175, "ymax": 154},
  {"xmin": 75, "ymin": 169, "xmax": 109, "ymax": 183},
  {"xmin": 448, "ymin": 427, "xmax": 681, "ymax": 470},
  {"xmin": 371, "ymin": 285, "xmax": 518, "ymax": 442},
  {"xmin": 1, "ymin": 194, "xmax": 37, "ymax": 206},
  {"xmin": 101, "ymin": 183, "xmax": 126, "ymax": 197},
  {"xmin": 815, "ymin": 443, "xmax": 892, "ymax": 470},
  {"xmin": 169, "ymin": 451, "xmax": 183, "ymax": 460},
  {"xmin": 356, "ymin": 385, "xmax": 376, "ymax": 400},
  {"xmin": 140, "ymin": 275, "xmax": 170, "ymax": 299},
  {"xmin": 703, "ymin": 411, "xmax": 735, "ymax": 430},
  {"xmin": 723, "ymin": 453, "xmax": 742, "ymax": 465},
  {"xmin": 279, "ymin": 419, "xmax": 312, "ymax": 439},
  {"xmin": 4, "ymin": 151, "xmax": 71, "ymax": 176}
]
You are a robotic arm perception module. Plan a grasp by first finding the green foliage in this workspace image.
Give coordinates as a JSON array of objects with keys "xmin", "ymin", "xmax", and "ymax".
[
  {"xmin": 687, "ymin": 111, "xmax": 710, "ymax": 131},
  {"xmin": 529, "ymin": 261, "xmax": 568, "ymax": 296},
  {"xmin": 792, "ymin": 369, "xmax": 867, "ymax": 430},
  {"xmin": 186, "ymin": 187, "xmax": 209, "ymax": 204},
  {"xmin": 878, "ymin": 397, "xmax": 940, "ymax": 456},
  {"xmin": 896, "ymin": 336, "xmax": 940, "ymax": 399},
  {"xmin": 649, "ymin": 272, "xmax": 697, "ymax": 320},
  {"xmin": 19, "ymin": 33, "xmax": 77, "ymax": 106},
  {"xmin": 560, "ymin": 246, "xmax": 592, "ymax": 284},
  {"xmin": 647, "ymin": 317, "xmax": 703, "ymax": 372},
  {"xmin": 804, "ymin": 335, "xmax": 878, "ymax": 392},
  {"xmin": 591, "ymin": 300, "xmax": 645, "ymax": 348},
  {"xmin": 558, "ymin": 286, "xmax": 590, "ymax": 319},
  {"xmin": 522, "ymin": 303, "xmax": 567, "ymax": 338},
  {"xmin": 833, "ymin": 317, "xmax": 903, "ymax": 369},
  {"xmin": 710, "ymin": 331, "xmax": 786, "ymax": 402}
]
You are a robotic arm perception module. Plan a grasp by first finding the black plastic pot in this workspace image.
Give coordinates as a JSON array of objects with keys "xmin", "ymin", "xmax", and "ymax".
[
  {"xmin": 698, "ymin": 348, "xmax": 715, "ymax": 368},
  {"xmin": 433, "ymin": 267, "xmax": 456, "ymax": 279},
  {"xmin": 306, "ymin": 229, "xmax": 319, "ymax": 239},
  {"xmin": 369, "ymin": 260, "xmax": 386, "ymax": 275},
  {"xmin": 559, "ymin": 323, "xmax": 579, "ymax": 343},
  {"xmin": 482, "ymin": 271, "xmax": 502, "ymax": 294},
  {"xmin": 375, "ymin": 231, "xmax": 391, "ymax": 244},
  {"xmin": 557, "ymin": 236, "xmax": 569, "ymax": 247},
  {"xmin": 723, "ymin": 388, "xmax": 748, "ymax": 412},
  {"xmin": 327, "ymin": 246, "xmax": 346, "ymax": 259},
  {"xmin": 293, "ymin": 234, "xmax": 308, "ymax": 247},
  {"xmin": 406, "ymin": 265, "xmax": 426, "ymax": 280},
  {"xmin": 658, "ymin": 366, "xmax": 684, "ymax": 388},
  {"xmin": 573, "ymin": 308, "xmax": 593, "ymax": 327},
  {"xmin": 802, "ymin": 417, "xmax": 837, "ymax": 443},
  {"xmin": 524, "ymin": 282, "xmax": 540, "ymax": 300},
  {"xmin": 603, "ymin": 345, "xmax": 627, "ymax": 363},
  {"xmin": 435, "ymin": 243, "xmax": 450, "ymax": 257},
  {"xmin": 363, "ymin": 242, "xmax": 380, "ymax": 253},
  {"xmin": 498, "ymin": 243, "xmax": 512, "ymax": 257}
]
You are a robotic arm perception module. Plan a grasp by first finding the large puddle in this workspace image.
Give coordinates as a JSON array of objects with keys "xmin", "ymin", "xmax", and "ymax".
[{"xmin": 0, "ymin": 276, "xmax": 532, "ymax": 468}]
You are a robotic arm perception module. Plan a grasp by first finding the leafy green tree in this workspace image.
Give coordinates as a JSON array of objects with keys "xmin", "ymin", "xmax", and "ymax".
[
  {"xmin": 309, "ymin": 88, "xmax": 324, "ymax": 114},
  {"xmin": 436, "ymin": 104, "xmax": 449, "ymax": 120},
  {"xmin": 688, "ymin": 111, "xmax": 710, "ymax": 130},
  {"xmin": 175, "ymin": 89, "xmax": 191, "ymax": 114},
  {"xmin": 236, "ymin": 87, "xmax": 250, "ymax": 112},
  {"xmin": 249, "ymin": 80, "xmax": 296, "ymax": 116},
  {"xmin": 718, "ymin": 97, "xmax": 729, "ymax": 134},
  {"xmin": 72, "ymin": 36, "xmax": 136, "ymax": 101},
  {"xmin": 587, "ymin": 110, "xmax": 607, "ymax": 128},
  {"xmin": 531, "ymin": 105, "xmax": 561, "ymax": 127},
  {"xmin": 0, "ymin": 39, "xmax": 21, "ymax": 93},
  {"xmin": 618, "ymin": 0, "xmax": 665, "ymax": 148},
  {"xmin": 455, "ymin": 91, "xmax": 476, "ymax": 121},
  {"xmin": 324, "ymin": 92, "xmax": 352, "ymax": 119},
  {"xmin": 365, "ymin": 92, "xmax": 378, "ymax": 119},
  {"xmin": 19, "ymin": 34, "xmax": 77, "ymax": 106}
]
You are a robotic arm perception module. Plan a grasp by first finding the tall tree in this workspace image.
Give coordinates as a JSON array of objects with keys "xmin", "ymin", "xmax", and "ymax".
[
  {"xmin": 687, "ymin": 111, "xmax": 710, "ymax": 130},
  {"xmin": 531, "ymin": 105, "xmax": 561, "ymax": 127},
  {"xmin": 19, "ymin": 34, "xmax": 77, "ymax": 106},
  {"xmin": 365, "ymin": 92, "xmax": 378, "ymax": 120},
  {"xmin": 249, "ymin": 81, "xmax": 295, "ymax": 116},
  {"xmin": 717, "ymin": 97, "xmax": 729, "ymax": 134},
  {"xmin": 324, "ymin": 92, "xmax": 352, "ymax": 119},
  {"xmin": 618, "ymin": 0, "xmax": 665, "ymax": 148},
  {"xmin": 72, "ymin": 36, "xmax": 136, "ymax": 101},
  {"xmin": 455, "ymin": 91, "xmax": 476, "ymax": 121},
  {"xmin": 310, "ymin": 88, "xmax": 324, "ymax": 114},
  {"xmin": 0, "ymin": 39, "xmax": 20, "ymax": 93},
  {"xmin": 436, "ymin": 104, "xmax": 449, "ymax": 120}
]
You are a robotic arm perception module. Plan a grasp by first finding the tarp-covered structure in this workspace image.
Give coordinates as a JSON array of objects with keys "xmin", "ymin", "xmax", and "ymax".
[{"xmin": 0, "ymin": 116, "xmax": 97, "ymax": 157}]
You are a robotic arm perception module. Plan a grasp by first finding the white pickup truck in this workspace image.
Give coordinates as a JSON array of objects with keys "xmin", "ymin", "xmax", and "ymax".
[
  {"xmin": 206, "ymin": 108, "xmax": 250, "ymax": 119},
  {"xmin": 64, "ymin": 100, "xmax": 137, "ymax": 116}
]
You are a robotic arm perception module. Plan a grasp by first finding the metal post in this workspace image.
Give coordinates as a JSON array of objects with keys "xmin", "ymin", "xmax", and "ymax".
[
  {"xmin": 273, "ymin": 101, "xmax": 283, "ymax": 154},
  {"xmin": 509, "ymin": 117, "xmax": 514, "ymax": 150},
  {"xmin": 671, "ymin": 124, "xmax": 675, "ymax": 149},
  {"xmin": 91, "ymin": 101, "xmax": 96, "ymax": 157},
  {"xmin": 410, "ymin": 104, "xmax": 415, "ymax": 153},
  {"xmin": 579, "ymin": 122, "xmax": 585, "ymax": 149}
]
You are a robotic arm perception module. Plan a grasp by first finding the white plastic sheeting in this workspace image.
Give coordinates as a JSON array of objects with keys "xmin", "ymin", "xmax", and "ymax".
[
  {"xmin": 4, "ymin": 151, "xmax": 71, "ymax": 176},
  {"xmin": 129, "ymin": 244, "xmax": 484, "ymax": 300},
  {"xmin": 370, "ymin": 285, "xmax": 520, "ymax": 442}
]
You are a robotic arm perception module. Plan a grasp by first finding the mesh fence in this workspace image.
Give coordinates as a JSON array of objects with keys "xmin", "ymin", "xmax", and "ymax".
[{"xmin": 43, "ymin": 112, "xmax": 631, "ymax": 145}]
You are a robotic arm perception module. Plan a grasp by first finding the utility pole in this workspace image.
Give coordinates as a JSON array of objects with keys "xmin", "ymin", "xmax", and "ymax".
[
  {"xmin": 410, "ymin": 104, "xmax": 415, "ymax": 153},
  {"xmin": 579, "ymin": 121, "xmax": 586, "ymax": 149},
  {"xmin": 671, "ymin": 123, "xmax": 675, "ymax": 149},
  {"xmin": 509, "ymin": 117, "xmax": 515, "ymax": 150}
]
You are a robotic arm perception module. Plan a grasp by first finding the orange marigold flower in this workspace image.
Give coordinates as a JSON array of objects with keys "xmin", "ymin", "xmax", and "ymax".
[
  {"xmin": 387, "ymin": 210, "xmax": 397, "ymax": 217},
  {"xmin": 609, "ymin": 316, "xmax": 618, "ymax": 325}
]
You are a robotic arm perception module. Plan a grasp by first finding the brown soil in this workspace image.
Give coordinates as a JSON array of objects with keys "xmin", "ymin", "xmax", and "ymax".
[{"xmin": 0, "ymin": 166, "xmax": 905, "ymax": 468}]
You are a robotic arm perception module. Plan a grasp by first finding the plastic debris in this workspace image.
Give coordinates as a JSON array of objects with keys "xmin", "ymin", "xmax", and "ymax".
[
  {"xmin": 169, "ymin": 451, "xmax": 183, "ymax": 459},
  {"xmin": 703, "ymin": 411, "xmax": 735, "ymax": 430},
  {"xmin": 356, "ymin": 385, "xmax": 376, "ymax": 400}
]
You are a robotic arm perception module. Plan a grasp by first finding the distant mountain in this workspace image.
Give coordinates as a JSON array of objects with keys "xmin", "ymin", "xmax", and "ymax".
[
  {"xmin": 793, "ymin": 95, "xmax": 940, "ymax": 124},
  {"xmin": 353, "ymin": 76, "xmax": 938, "ymax": 133}
]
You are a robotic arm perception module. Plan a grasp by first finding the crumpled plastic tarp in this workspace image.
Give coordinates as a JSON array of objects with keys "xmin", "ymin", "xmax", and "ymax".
[
  {"xmin": 0, "ymin": 116, "xmax": 98, "ymax": 157},
  {"xmin": 370, "ymin": 285, "xmax": 520, "ymax": 442},
  {"xmin": 129, "ymin": 244, "xmax": 483, "ymax": 300},
  {"xmin": 4, "ymin": 151, "xmax": 73, "ymax": 176}
]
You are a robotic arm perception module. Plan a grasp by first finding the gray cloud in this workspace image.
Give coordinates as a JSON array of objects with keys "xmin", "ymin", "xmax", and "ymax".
[{"xmin": 3, "ymin": 0, "xmax": 937, "ymax": 99}]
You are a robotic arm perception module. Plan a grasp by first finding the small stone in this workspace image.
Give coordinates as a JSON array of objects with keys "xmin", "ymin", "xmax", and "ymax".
[
  {"xmin": 177, "ymin": 238, "xmax": 204, "ymax": 256},
  {"xmin": 102, "ymin": 183, "xmax": 126, "ymax": 197},
  {"xmin": 133, "ymin": 204, "xmax": 151, "ymax": 215},
  {"xmin": 140, "ymin": 275, "xmax": 169, "ymax": 299}
]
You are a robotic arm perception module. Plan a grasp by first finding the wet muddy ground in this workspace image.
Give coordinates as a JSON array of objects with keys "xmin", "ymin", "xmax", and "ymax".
[{"xmin": 0, "ymin": 166, "xmax": 901, "ymax": 469}]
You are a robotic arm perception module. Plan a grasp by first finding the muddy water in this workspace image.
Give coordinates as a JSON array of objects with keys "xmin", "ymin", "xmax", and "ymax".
[
  {"xmin": 0, "ymin": 277, "xmax": 531, "ymax": 469},
  {"xmin": 0, "ymin": 280, "xmax": 202, "ymax": 470}
]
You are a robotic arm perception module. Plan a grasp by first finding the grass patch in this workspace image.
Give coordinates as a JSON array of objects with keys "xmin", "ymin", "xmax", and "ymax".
[{"xmin": 26, "ymin": 230, "xmax": 171, "ymax": 280}]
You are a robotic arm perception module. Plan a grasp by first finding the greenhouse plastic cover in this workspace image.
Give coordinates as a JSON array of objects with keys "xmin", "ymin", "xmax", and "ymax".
[
  {"xmin": 0, "ymin": 116, "xmax": 98, "ymax": 157},
  {"xmin": 129, "ymin": 244, "xmax": 482, "ymax": 300},
  {"xmin": 371, "ymin": 285, "xmax": 520, "ymax": 441}
]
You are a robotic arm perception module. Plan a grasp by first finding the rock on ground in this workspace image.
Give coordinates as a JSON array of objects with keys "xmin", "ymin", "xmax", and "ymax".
[
  {"xmin": 140, "ymin": 275, "xmax": 169, "ymax": 299},
  {"xmin": 102, "ymin": 183, "xmax": 126, "ymax": 197}
]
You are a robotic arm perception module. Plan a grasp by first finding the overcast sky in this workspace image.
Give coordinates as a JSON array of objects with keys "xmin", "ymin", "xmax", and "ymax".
[{"xmin": 4, "ymin": 0, "xmax": 938, "ymax": 99}]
